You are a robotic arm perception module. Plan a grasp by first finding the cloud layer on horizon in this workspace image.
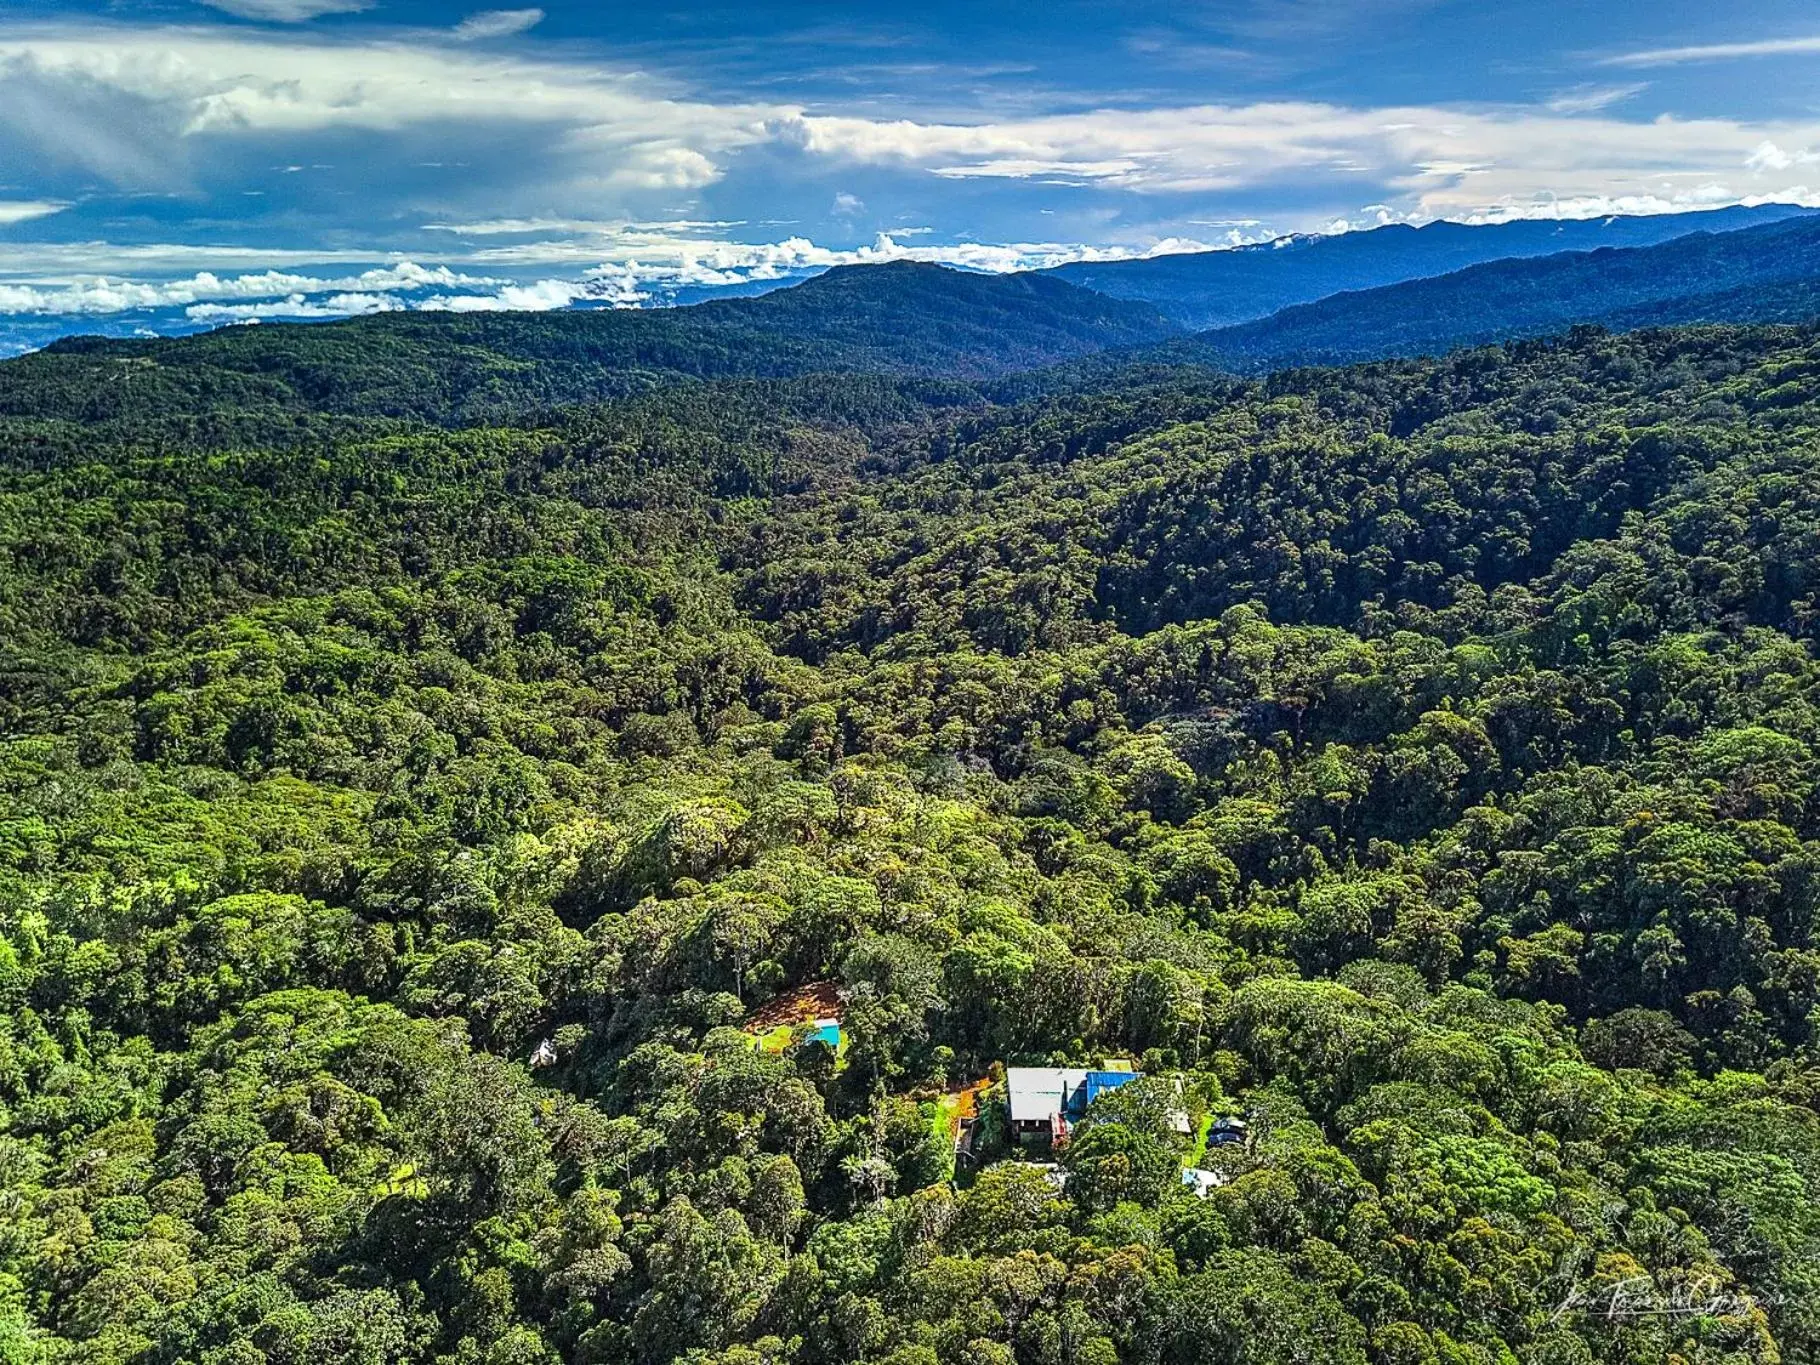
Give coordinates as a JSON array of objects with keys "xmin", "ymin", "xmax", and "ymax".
[
  {"xmin": 2, "ymin": 10, "xmax": 1820, "ymax": 339},
  {"xmin": 0, "ymin": 229, "xmax": 1244, "ymax": 323}
]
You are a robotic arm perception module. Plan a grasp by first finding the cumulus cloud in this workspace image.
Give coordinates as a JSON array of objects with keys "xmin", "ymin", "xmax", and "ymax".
[
  {"xmin": 418, "ymin": 278, "xmax": 590, "ymax": 311},
  {"xmin": 197, "ymin": 0, "xmax": 374, "ymax": 21},
  {"xmin": 1746, "ymin": 141, "xmax": 1820, "ymax": 173},
  {"xmin": 433, "ymin": 224, "xmax": 1227, "ymax": 277},
  {"xmin": 592, "ymin": 145, "xmax": 722, "ymax": 191},
  {"xmin": 187, "ymin": 291, "xmax": 404, "ymax": 320},
  {"xmin": 0, "ymin": 262, "xmax": 497, "ymax": 316},
  {"xmin": 452, "ymin": 9, "xmax": 545, "ymax": 41}
]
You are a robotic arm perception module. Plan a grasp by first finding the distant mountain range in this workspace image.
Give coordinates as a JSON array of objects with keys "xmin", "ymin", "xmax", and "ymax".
[
  {"xmin": 1177, "ymin": 210, "xmax": 1820, "ymax": 372},
  {"xmin": 1039, "ymin": 202, "xmax": 1818, "ymax": 329},
  {"xmin": 12, "ymin": 203, "xmax": 1820, "ymax": 418},
  {"xmin": 6, "ymin": 263, "xmax": 1174, "ymax": 423}
]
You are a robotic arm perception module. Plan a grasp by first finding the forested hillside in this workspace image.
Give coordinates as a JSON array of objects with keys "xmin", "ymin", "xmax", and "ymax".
[
  {"xmin": 3, "ymin": 314, "xmax": 1820, "ymax": 1365},
  {"xmin": 1040, "ymin": 203, "xmax": 1815, "ymax": 329},
  {"xmin": 8, "ymin": 263, "xmax": 1174, "ymax": 425},
  {"xmin": 1185, "ymin": 213, "xmax": 1820, "ymax": 371}
]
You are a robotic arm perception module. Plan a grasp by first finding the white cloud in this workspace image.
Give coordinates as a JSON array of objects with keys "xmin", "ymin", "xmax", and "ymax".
[
  {"xmin": 1453, "ymin": 187, "xmax": 1820, "ymax": 224},
  {"xmin": 187, "ymin": 291, "xmax": 404, "ymax": 320},
  {"xmin": 0, "ymin": 261, "xmax": 497, "ymax": 316},
  {"xmin": 595, "ymin": 145, "xmax": 722, "ymax": 190},
  {"xmin": 792, "ymin": 102, "xmax": 1820, "ymax": 220},
  {"xmin": 452, "ymin": 9, "xmax": 545, "ymax": 41},
  {"xmin": 0, "ymin": 224, "xmax": 1188, "ymax": 290},
  {"xmin": 418, "ymin": 278, "xmax": 590, "ymax": 311},
  {"xmin": 197, "ymin": 0, "xmax": 374, "ymax": 21},
  {"xmin": 1746, "ymin": 141, "xmax": 1820, "ymax": 173},
  {"xmin": 1604, "ymin": 35, "xmax": 1820, "ymax": 67},
  {"xmin": 0, "ymin": 25, "xmax": 779, "ymax": 202},
  {"xmin": 831, "ymin": 191, "xmax": 864, "ymax": 216},
  {"xmin": 475, "ymin": 228, "xmax": 1210, "ymax": 278},
  {"xmin": 1545, "ymin": 84, "xmax": 1647, "ymax": 116},
  {"xmin": 0, "ymin": 199, "xmax": 67, "ymax": 225}
]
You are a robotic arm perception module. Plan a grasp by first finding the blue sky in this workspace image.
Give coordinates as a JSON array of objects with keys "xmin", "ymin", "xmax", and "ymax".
[{"xmin": 4, "ymin": 0, "xmax": 1820, "ymax": 341}]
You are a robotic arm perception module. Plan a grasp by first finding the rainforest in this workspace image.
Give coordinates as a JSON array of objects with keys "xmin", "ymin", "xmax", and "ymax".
[{"xmin": 3, "ymin": 282, "xmax": 1820, "ymax": 1365}]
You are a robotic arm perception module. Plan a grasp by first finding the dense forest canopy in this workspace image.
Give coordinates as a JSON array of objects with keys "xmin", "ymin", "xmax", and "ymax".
[{"xmin": 3, "ymin": 307, "xmax": 1820, "ymax": 1365}]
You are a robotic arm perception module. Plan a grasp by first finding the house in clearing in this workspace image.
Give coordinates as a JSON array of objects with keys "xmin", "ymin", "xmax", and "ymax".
[
  {"xmin": 1005, "ymin": 1064, "xmax": 1141, "ymax": 1143},
  {"xmin": 1004, "ymin": 1063, "xmax": 1194, "ymax": 1144}
]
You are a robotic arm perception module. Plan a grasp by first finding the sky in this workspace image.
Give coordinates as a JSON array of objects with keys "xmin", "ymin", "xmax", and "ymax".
[{"xmin": 4, "ymin": 0, "xmax": 1820, "ymax": 345}]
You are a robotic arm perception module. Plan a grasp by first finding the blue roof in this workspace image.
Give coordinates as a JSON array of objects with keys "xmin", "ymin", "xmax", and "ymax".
[
  {"xmin": 1065, "ymin": 1070, "xmax": 1140, "ymax": 1117},
  {"xmin": 802, "ymin": 1022, "xmax": 843, "ymax": 1050}
]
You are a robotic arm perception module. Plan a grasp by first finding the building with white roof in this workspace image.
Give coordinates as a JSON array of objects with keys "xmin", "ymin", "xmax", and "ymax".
[
  {"xmin": 1004, "ymin": 1063, "xmax": 1143, "ymax": 1141},
  {"xmin": 1003, "ymin": 1063, "xmax": 1194, "ymax": 1143}
]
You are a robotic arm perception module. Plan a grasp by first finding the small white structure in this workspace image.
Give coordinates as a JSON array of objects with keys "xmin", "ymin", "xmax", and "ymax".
[{"xmin": 1181, "ymin": 1167, "xmax": 1227, "ymax": 1197}]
